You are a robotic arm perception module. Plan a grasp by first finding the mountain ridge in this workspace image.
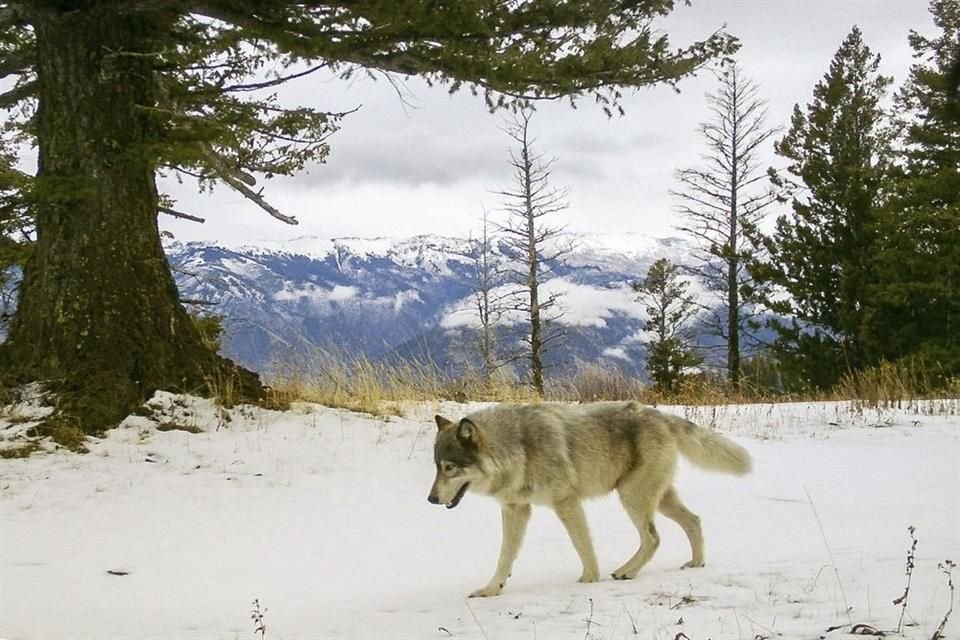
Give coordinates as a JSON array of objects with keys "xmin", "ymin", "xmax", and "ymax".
[{"xmin": 165, "ymin": 232, "xmax": 708, "ymax": 379}]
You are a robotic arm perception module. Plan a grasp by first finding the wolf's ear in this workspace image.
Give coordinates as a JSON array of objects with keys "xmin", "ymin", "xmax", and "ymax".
[
  {"xmin": 457, "ymin": 418, "xmax": 482, "ymax": 448},
  {"xmin": 435, "ymin": 415, "xmax": 455, "ymax": 431}
]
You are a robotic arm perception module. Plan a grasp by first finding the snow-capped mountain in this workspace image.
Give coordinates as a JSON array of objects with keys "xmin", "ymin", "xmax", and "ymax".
[{"xmin": 165, "ymin": 232, "xmax": 705, "ymax": 379}]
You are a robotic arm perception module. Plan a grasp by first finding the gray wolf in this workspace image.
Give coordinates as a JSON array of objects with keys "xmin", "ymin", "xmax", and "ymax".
[{"xmin": 427, "ymin": 401, "xmax": 752, "ymax": 597}]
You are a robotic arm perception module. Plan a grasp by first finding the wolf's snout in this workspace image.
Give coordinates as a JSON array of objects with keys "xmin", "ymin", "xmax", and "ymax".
[{"xmin": 427, "ymin": 494, "xmax": 440, "ymax": 504}]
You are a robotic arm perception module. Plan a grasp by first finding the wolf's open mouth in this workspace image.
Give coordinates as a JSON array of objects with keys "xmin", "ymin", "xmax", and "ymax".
[{"xmin": 446, "ymin": 482, "xmax": 470, "ymax": 509}]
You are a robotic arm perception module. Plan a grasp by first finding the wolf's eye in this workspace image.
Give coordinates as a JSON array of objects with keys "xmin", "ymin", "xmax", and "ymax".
[{"xmin": 442, "ymin": 462, "xmax": 459, "ymax": 475}]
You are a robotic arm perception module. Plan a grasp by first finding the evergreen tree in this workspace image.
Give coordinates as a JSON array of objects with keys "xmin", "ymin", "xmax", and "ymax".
[
  {"xmin": 633, "ymin": 258, "xmax": 701, "ymax": 393},
  {"xmin": 868, "ymin": 0, "xmax": 960, "ymax": 379},
  {"xmin": 757, "ymin": 27, "xmax": 894, "ymax": 390},
  {"xmin": 0, "ymin": 1, "xmax": 735, "ymax": 434},
  {"xmin": 672, "ymin": 61, "xmax": 779, "ymax": 388}
]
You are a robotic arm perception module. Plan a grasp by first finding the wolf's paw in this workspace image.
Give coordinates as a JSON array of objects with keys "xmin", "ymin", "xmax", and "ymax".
[
  {"xmin": 681, "ymin": 559, "xmax": 704, "ymax": 569},
  {"xmin": 468, "ymin": 583, "xmax": 504, "ymax": 598},
  {"xmin": 578, "ymin": 571, "xmax": 600, "ymax": 583},
  {"xmin": 611, "ymin": 565, "xmax": 636, "ymax": 580}
]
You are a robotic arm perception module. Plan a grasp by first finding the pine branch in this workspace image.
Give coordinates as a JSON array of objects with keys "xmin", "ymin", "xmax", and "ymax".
[
  {"xmin": 219, "ymin": 62, "xmax": 331, "ymax": 93},
  {"xmin": 0, "ymin": 80, "xmax": 36, "ymax": 109}
]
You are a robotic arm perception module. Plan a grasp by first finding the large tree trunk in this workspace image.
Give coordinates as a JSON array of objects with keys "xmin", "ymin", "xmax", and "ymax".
[
  {"xmin": 528, "ymin": 262, "xmax": 544, "ymax": 396},
  {"xmin": 524, "ymin": 171, "xmax": 544, "ymax": 397},
  {"xmin": 727, "ymin": 172, "xmax": 741, "ymax": 389},
  {"xmin": 3, "ymin": 5, "xmax": 260, "ymax": 435}
]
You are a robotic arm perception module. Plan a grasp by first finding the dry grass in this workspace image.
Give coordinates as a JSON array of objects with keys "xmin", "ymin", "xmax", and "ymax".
[
  {"xmin": 0, "ymin": 442, "xmax": 41, "ymax": 459},
  {"xmin": 835, "ymin": 360, "xmax": 960, "ymax": 408},
  {"xmin": 639, "ymin": 375, "xmax": 780, "ymax": 407},
  {"xmin": 265, "ymin": 348, "xmax": 720, "ymax": 414},
  {"xmin": 155, "ymin": 421, "xmax": 204, "ymax": 434},
  {"xmin": 266, "ymin": 347, "xmax": 540, "ymax": 416},
  {"xmin": 267, "ymin": 349, "xmax": 438, "ymax": 416},
  {"xmin": 546, "ymin": 365, "xmax": 645, "ymax": 402},
  {"xmin": 262, "ymin": 347, "xmax": 959, "ymax": 416}
]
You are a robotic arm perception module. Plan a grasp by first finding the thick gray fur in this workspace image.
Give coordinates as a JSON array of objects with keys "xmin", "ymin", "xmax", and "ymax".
[{"xmin": 428, "ymin": 401, "xmax": 751, "ymax": 597}]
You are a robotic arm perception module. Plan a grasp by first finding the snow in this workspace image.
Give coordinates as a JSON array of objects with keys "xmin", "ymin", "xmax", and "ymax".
[
  {"xmin": 1, "ymin": 396, "xmax": 957, "ymax": 640},
  {"xmin": 219, "ymin": 258, "xmax": 270, "ymax": 281},
  {"xmin": 165, "ymin": 232, "xmax": 692, "ymax": 279},
  {"xmin": 574, "ymin": 232, "xmax": 683, "ymax": 257},
  {"xmin": 0, "ymin": 384, "xmax": 54, "ymax": 450}
]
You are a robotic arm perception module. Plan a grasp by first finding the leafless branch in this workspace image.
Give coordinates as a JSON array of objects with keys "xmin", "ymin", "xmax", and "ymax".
[
  {"xmin": 180, "ymin": 297, "xmax": 218, "ymax": 307},
  {"xmin": 159, "ymin": 205, "xmax": 206, "ymax": 223},
  {"xmin": 220, "ymin": 173, "xmax": 298, "ymax": 225}
]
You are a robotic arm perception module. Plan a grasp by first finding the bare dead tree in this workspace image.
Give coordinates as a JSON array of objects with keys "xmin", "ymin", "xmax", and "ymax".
[
  {"xmin": 457, "ymin": 208, "xmax": 516, "ymax": 382},
  {"xmin": 672, "ymin": 61, "xmax": 780, "ymax": 388},
  {"xmin": 494, "ymin": 110, "xmax": 573, "ymax": 396}
]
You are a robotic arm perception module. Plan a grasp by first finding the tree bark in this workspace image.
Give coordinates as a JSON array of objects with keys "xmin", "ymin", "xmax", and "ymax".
[
  {"xmin": 728, "ymin": 78, "xmax": 741, "ymax": 389},
  {"xmin": 3, "ymin": 4, "xmax": 260, "ymax": 434},
  {"xmin": 522, "ymin": 148, "xmax": 545, "ymax": 397}
]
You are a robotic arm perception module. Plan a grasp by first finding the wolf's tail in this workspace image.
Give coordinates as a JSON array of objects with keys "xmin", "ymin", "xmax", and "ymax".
[{"xmin": 668, "ymin": 415, "xmax": 752, "ymax": 475}]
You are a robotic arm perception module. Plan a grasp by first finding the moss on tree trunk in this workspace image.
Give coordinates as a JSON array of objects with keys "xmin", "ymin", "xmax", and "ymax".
[{"xmin": 2, "ymin": 5, "xmax": 261, "ymax": 437}]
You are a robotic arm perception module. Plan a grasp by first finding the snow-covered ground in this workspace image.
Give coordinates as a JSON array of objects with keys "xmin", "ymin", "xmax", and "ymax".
[{"xmin": 1, "ymin": 395, "xmax": 957, "ymax": 640}]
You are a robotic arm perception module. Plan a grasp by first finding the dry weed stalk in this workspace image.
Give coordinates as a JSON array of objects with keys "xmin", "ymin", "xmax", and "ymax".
[
  {"xmin": 931, "ymin": 559, "xmax": 955, "ymax": 640},
  {"xmin": 250, "ymin": 599, "xmax": 267, "ymax": 640},
  {"xmin": 893, "ymin": 526, "xmax": 918, "ymax": 634}
]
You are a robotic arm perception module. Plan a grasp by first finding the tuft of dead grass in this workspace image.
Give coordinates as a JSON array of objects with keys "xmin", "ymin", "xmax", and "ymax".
[
  {"xmin": 835, "ymin": 360, "xmax": 960, "ymax": 409},
  {"xmin": 267, "ymin": 348, "xmax": 442, "ymax": 416},
  {"xmin": 0, "ymin": 442, "xmax": 41, "ymax": 459},
  {"xmin": 546, "ymin": 365, "xmax": 645, "ymax": 402},
  {"xmin": 267, "ymin": 347, "xmax": 542, "ymax": 416}
]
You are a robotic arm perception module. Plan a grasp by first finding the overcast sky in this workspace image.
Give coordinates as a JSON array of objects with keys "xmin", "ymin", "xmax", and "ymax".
[{"xmin": 159, "ymin": 0, "xmax": 933, "ymax": 245}]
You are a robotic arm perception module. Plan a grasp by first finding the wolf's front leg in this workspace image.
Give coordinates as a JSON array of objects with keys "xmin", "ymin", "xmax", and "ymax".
[
  {"xmin": 469, "ymin": 503, "xmax": 532, "ymax": 597},
  {"xmin": 553, "ymin": 497, "xmax": 600, "ymax": 583}
]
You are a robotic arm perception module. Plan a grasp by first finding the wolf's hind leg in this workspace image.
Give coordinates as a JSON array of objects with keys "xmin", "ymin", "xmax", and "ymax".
[
  {"xmin": 469, "ymin": 503, "xmax": 531, "ymax": 597},
  {"xmin": 552, "ymin": 497, "xmax": 600, "ymax": 583},
  {"xmin": 659, "ymin": 485, "xmax": 704, "ymax": 568}
]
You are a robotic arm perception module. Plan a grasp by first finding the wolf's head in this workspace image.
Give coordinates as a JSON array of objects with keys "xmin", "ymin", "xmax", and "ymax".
[{"xmin": 427, "ymin": 415, "xmax": 483, "ymax": 509}]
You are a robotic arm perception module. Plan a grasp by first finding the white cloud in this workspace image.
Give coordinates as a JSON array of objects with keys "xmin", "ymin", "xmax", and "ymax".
[
  {"xmin": 441, "ymin": 279, "xmax": 643, "ymax": 330},
  {"xmin": 602, "ymin": 347, "xmax": 632, "ymax": 362},
  {"xmin": 393, "ymin": 289, "xmax": 421, "ymax": 312},
  {"xmin": 273, "ymin": 283, "xmax": 358, "ymax": 304},
  {"xmin": 329, "ymin": 285, "xmax": 359, "ymax": 301},
  {"xmin": 543, "ymin": 280, "xmax": 642, "ymax": 328}
]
